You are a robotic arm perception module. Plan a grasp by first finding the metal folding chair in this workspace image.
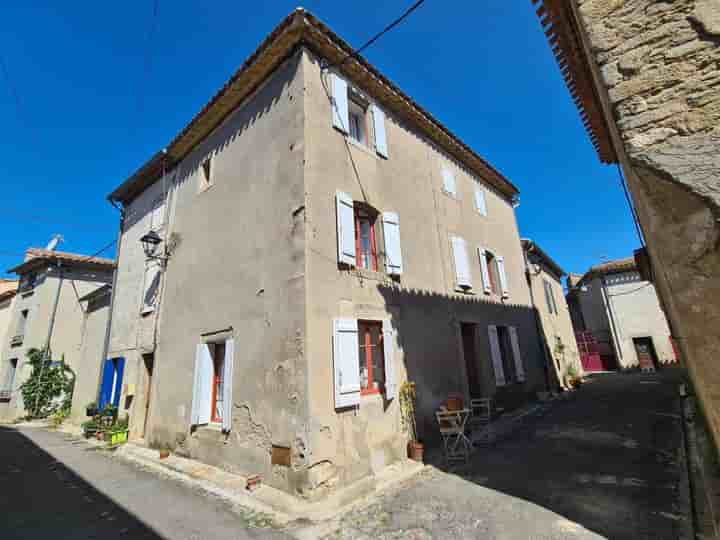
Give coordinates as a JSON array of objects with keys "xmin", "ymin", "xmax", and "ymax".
[
  {"xmin": 436, "ymin": 409, "xmax": 472, "ymax": 464},
  {"xmin": 469, "ymin": 398, "xmax": 495, "ymax": 445}
]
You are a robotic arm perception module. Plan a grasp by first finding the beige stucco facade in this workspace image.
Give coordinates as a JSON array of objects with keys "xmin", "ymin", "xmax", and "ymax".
[
  {"xmin": 0, "ymin": 255, "xmax": 113, "ymax": 421},
  {"xmin": 522, "ymin": 240, "xmax": 582, "ymax": 388},
  {"xmin": 107, "ymin": 11, "xmax": 548, "ymax": 498}
]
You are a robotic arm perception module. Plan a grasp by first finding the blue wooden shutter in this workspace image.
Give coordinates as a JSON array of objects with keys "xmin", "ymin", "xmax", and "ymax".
[
  {"xmin": 112, "ymin": 357, "xmax": 125, "ymax": 407},
  {"xmin": 99, "ymin": 359, "xmax": 114, "ymax": 409}
]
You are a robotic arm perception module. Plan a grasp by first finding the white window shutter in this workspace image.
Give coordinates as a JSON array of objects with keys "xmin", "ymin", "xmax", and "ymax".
[
  {"xmin": 497, "ymin": 256, "xmax": 509, "ymax": 298},
  {"xmin": 222, "ymin": 338, "xmax": 235, "ymax": 432},
  {"xmin": 509, "ymin": 327, "xmax": 525, "ymax": 382},
  {"xmin": 451, "ymin": 236, "xmax": 472, "ymax": 288},
  {"xmin": 333, "ymin": 318, "xmax": 360, "ymax": 409},
  {"xmin": 442, "ymin": 167, "xmax": 457, "ymax": 197},
  {"xmin": 474, "ymin": 186, "xmax": 487, "ymax": 216},
  {"xmin": 191, "ymin": 344, "xmax": 213, "ymax": 425},
  {"xmin": 382, "ymin": 320, "xmax": 397, "ymax": 400},
  {"xmin": 331, "ymin": 73, "xmax": 349, "ymax": 133},
  {"xmin": 141, "ymin": 262, "xmax": 161, "ymax": 312},
  {"xmin": 336, "ymin": 191, "xmax": 356, "ymax": 266},
  {"xmin": 382, "ymin": 212, "xmax": 403, "ymax": 275},
  {"xmin": 372, "ymin": 104, "xmax": 388, "ymax": 158},
  {"xmin": 488, "ymin": 325, "xmax": 506, "ymax": 387},
  {"xmin": 478, "ymin": 247, "xmax": 491, "ymax": 294}
]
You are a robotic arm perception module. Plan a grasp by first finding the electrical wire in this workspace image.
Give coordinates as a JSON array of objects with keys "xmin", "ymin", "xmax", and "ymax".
[{"xmin": 323, "ymin": 0, "xmax": 428, "ymax": 71}]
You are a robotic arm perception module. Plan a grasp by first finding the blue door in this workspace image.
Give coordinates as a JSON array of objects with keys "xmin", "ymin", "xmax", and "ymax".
[{"xmin": 98, "ymin": 357, "xmax": 125, "ymax": 409}]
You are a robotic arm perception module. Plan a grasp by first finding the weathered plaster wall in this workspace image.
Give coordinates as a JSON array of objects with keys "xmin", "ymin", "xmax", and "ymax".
[
  {"xmin": 142, "ymin": 51, "xmax": 308, "ymax": 493},
  {"xmin": 0, "ymin": 294, "xmax": 15, "ymax": 348},
  {"xmin": 69, "ymin": 293, "xmax": 111, "ymax": 424},
  {"xmin": 574, "ymin": 0, "xmax": 720, "ymax": 450},
  {"xmin": 526, "ymin": 262, "xmax": 582, "ymax": 386},
  {"xmin": 301, "ymin": 49, "xmax": 545, "ymax": 492}
]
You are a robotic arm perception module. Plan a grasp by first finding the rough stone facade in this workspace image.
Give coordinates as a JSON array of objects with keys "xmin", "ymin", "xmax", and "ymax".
[{"xmin": 568, "ymin": 0, "xmax": 720, "ymax": 451}]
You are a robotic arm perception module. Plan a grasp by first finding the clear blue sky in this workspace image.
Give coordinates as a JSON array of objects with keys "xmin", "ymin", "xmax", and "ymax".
[{"xmin": 0, "ymin": 1, "xmax": 639, "ymax": 279}]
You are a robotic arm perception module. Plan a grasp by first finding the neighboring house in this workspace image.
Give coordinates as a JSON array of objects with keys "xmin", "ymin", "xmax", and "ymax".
[
  {"xmin": 0, "ymin": 280, "xmax": 18, "ymax": 400},
  {"xmin": 105, "ymin": 9, "xmax": 546, "ymax": 497},
  {"xmin": 522, "ymin": 240, "xmax": 582, "ymax": 389},
  {"xmin": 532, "ymin": 1, "xmax": 720, "ymax": 457},
  {"xmin": 0, "ymin": 249, "xmax": 114, "ymax": 421},
  {"xmin": 69, "ymin": 284, "xmax": 112, "ymax": 424},
  {"xmin": 566, "ymin": 257, "xmax": 676, "ymax": 372}
]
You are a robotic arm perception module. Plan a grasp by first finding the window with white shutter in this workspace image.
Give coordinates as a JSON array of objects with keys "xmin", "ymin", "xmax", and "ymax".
[
  {"xmin": 488, "ymin": 325, "xmax": 506, "ymax": 387},
  {"xmin": 382, "ymin": 320, "xmax": 397, "ymax": 400},
  {"xmin": 331, "ymin": 73, "xmax": 349, "ymax": 133},
  {"xmin": 442, "ymin": 167, "xmax": 457, "ymax": 197},
  {"xmin": 478, "ymin": 247, "xmax": 491, "ymax": 294},
  {"xmin": 497, "ymin": 256, "xmax": 509, "ymax": 298},
  {"xmin": 191, "ymin": 344, "xmax": 213, "ymax": 425},
  {"xmin": 221, "ymin": 338, "xmax": 234, "ymax": 432},
  {"xmin": 451, "ymin": 236, "xmax": 472, "ymax": 289},
  {"xmin": 509, "ymin": 327, "xmax": 525, "ymax": 382},
  {"xmin": 141, "ymin": 262, "xmax": 161, "ymax": 314},
  {"xmin": 381, "ymin": 212, "xmax": 403, "ymax": 275},
  {"xmin": 336, "ymin": 191, "xmax": 356, "ymax": 267},
  {"xmin": 474, "ymin": 186, "xmax": 487, "ymax": 216},
  {"xmin": 372, "ymin": 104, "xmax": 388, "ymax": 158},
  {"xmin": 333, "ymin": 318, "xmax": 361, "ymax": 409}
]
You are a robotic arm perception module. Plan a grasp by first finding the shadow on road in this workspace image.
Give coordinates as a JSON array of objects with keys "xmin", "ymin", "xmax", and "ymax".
[{"xmin": 0, "ymin": 426, "xmax": 165, "ymax": 540}]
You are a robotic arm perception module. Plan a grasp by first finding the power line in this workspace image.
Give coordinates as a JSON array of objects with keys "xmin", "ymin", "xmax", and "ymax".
[{"xmin": 324, "ymin": 0, "xmax": 428, "ymax": 71}]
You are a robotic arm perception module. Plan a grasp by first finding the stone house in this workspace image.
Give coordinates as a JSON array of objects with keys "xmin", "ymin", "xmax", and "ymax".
[
  {"xmin": 106, "ymin": 9, "xmax": 547, "ymax": 497},
  {"xmin": 522, "ymin": 239, "xmax": 582, "ymax": 388},
  {"xmin": 0, "ymin": 249, "xmax": 114, "ymax": 421},
  {"xmin": 531, "ymin": 0, "xmax": 720, "ymax": 452},
  {"xmin": 566, "ymin": 257, "xmax": 676, "ymax": 372},
  {"xmin": 0, "ymin": 280, "xmax": 18, "ymax": 400}
]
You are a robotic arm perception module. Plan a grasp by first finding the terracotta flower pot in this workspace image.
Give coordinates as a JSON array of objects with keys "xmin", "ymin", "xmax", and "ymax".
[
  {"xmin": 159, "ymin": 450, "xmax": 170, "ymax": 459},
  {"xmin": 446, "ymin": 396, "xmax": 463, "ymax": 411},
  {"xmin": 407, "ymin": 440, "xmax": 424, "ymax": 462}
]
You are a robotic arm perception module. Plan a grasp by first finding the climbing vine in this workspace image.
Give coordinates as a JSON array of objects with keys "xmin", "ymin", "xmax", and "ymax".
[{"xmin": 20, "ymin": 348, "xmax": 75, "ymax": 418}]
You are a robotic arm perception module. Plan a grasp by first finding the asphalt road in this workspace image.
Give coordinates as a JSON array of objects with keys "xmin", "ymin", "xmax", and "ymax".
[{"xmin": 0, "ymin": 425, "xmax": 291, "ymax": 540}]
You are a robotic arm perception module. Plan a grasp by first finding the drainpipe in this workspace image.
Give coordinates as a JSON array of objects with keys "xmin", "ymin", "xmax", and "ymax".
[
  {"xmin": 32, "ymin": 260, "xmax": 64, "ymax": 416},
  {"xmin": 600, "ymin": 276, "xmax": 623, "ymax": 366},
  {"xmin": 95, "ymin": 198, "xmax": 125, "ymax": 402}
]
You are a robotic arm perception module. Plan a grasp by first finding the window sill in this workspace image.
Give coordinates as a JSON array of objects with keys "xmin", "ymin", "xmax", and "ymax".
[
  {"xmin": 20, "ymin": 290, "xmax": 35, "ymax": 298},
  {"xmin": 454, "ymin": 287, "xmax": 475, "ymax": 295},
  {"xmin": 140, "ymin": 306, "xmax": 155, "ymax": 317},
  {"xmin": 345, "ymin": 136, "xmax": 379, "ymax": 159},
  {"xmin": 441, "ymin": 190, "xmax": 459, "ymax": 200}
]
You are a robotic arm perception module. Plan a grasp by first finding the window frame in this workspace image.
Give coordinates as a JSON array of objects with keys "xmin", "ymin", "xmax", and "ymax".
[
  {"xmin": 354, "ymin": 205, "xmax": 379, "ymax": 272},
  {"xmin": 496, "ymin": 326, "xmax": 518, "ymax": 384},
  {"xmin": 347, "ymin": 99, "xmax": 369, "ymax": 146},
  {"xmin": 485, "ymin": 252, "xmax": 501, "ymax": 296},
  {"xmin": 210, "ymin": 342, "xmax": 225, "ymax": 424},
  {"xmin": 358, "ymin": 320, "xmax": 385, "ymax": 396}
]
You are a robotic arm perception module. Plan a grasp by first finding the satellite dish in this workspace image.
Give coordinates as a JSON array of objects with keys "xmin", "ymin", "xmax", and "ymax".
[{"xmin": 45, "ymin": 234, "xmax": 64, "ymax": 251}]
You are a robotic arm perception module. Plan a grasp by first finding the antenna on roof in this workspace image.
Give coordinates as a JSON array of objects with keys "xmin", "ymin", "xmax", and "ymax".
[{"xmin": 45, "ymin": 234, "xmax": 64, "ymax": 251}]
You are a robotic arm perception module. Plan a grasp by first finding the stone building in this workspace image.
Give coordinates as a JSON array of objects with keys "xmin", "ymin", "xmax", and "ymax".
[
  {"xmin": 105, "ymin": 9, "xmax": 548, "ymax": 498},
  {"xmin": 532, "ymin": 1, "xmax": 720, "ymax": 449},
  {"xmin": 0, "ymin": 280, "xmax": 18, "ymax": 400},
  {"xmin": 566, "ymin": 257, "xmax": 676, "ymax": 372},
  {"xmin": 522, "ymin": 239, "xmax": 582, "ymax": 388},
  {"xmin": 0, "ymin": 249, "xmax": 114, "ymax": 421}
]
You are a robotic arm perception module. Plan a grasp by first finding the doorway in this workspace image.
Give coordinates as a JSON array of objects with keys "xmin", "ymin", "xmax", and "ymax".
[
  {"xmin": 461, "ymin": 323, "xmax": 482, "ymax": 398},
  {"xmin": 141, "ymin": 354, "xmax": 154, "ymax": 438},
  {"xmin": 633, "ymin": 337, "xmax": 658, "ymax": 370}
]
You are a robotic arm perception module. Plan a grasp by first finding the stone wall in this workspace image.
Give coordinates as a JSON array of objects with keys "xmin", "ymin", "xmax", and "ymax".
[{"xmin": 573, "ymin": 0, "xmax": 720, "ymax": 452}]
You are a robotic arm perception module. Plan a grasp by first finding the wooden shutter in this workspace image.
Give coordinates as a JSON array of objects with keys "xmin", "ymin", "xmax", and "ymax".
[
  {"xmin": 442, "ymin": 167, "xmax": 456, "ymax": 196},
  {"xmin": 333, "ymin": 318, "xmax": 361, "ymax": 408},
  {"xmin": 382, "ymin": 320, "xmax": 397, "ymax": 400},
  {"xmin": 474, "ymin": 186, "xmax": 487, "ymax": 216},
  {"xmin": 372, "ymin": 104, "xmax": 388, "ymax": 158},
  {"xmin": 509, "ymin": 327, "xmax": 525, "ymax": 382},
  {"xmin": 382, "ymin": 212, "xmax": 403, "ymax": 275},
  {"xmin": 336, "ymin": 191, "xmax": 356, "ymax": 266},
  {"xmin": 478, "ymin": 247, "xmax": 491, "ymax": 294},
  {"xmin": 98, "ymin": 359, "xmax": 115, "ymax": 409},
  {"xmin": 497, "ymin": 256, "xmax": 509, "ymax": 298},
  {"xmin": 191, "ymin": 344, "xmax": 213, "ymax": 425},
  {"xmin": 142, "ymin": 262, "xmax": 161, "ymax": 312},
  {"xmin": 222, "ymin": 338, "xmax": 235, "ymax": 432},
  {"xmin": 112, "ymin": 357, "xmax": 125, "ymax": 408},
  {"xmin": 488, "ymin": 325, "xmax": 506, "ymax": 387},
  {"xmin": 452, "ymin": 236, "xmax": 472, "ymax": 288},
  {"xmin": 544, "ymin": 281, "xmax": 554, "ymax": 314},
  {"xmin": 331, "ymin": 73, "xmax": 349, "ymax": 132}
]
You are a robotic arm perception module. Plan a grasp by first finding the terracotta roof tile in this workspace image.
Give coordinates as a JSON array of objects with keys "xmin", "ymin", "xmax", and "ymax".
[{"xmin": 8, "ymin": 248, "xmax": 115, "ymax": 275}]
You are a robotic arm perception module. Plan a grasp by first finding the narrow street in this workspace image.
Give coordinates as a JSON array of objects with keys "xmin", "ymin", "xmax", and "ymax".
[
  {"xmin": 0, "ymin": 425, "xmax": 291, "ymax": 540},
  {"xmin": 1, "ymin": 370, "xmax": 689, "ymax": 540}
]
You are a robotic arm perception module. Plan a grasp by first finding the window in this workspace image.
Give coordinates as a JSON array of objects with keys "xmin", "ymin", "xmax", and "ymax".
[
  {"xmin": 210, "ymin": 342, "xmax": 225, "ymax": 423},
  {"xmin": 355, "ymin": 206, "xmax": 378, "ymax": 271},
  {"xmin": 20, "ymin": 274, "xmax": 36, "ymax": 293},
  {"xmin": 358, "ymin": 321, "xmax": 385, "ymax": 395},
  {"xmin": 488, "ymin": 325, "xmax": 525, "ymax": 387},
  {"xmin": 479, "ymin": 248, "xmax": 509, "ymax": 297},
  {"xmin": 544, "ymin": 280, "xmax": 558, "ymax": 315},
  {"xmin": 14, "ymin": 310, "xmax": 29, "ymax": 342},
  {"xmin": 199, "ymin": 157, "xmax": 213, "ymax": 190},
  {"xmin": 485, "ymin": 252, "xmax": 500, "ymax": 296},
  {"xmin": 1, "ymin": 359, "xmax": 17, "ymax": 399},
  {"xmin": 191, "ymin": 338, "xmax": 234, "ymax": 431},
  {"xmin": 141, "ymin": 262, "xmax": 161, "ymax": 314},
  {"xmin": 442, "ymin": 166, "xmax": 457, "ymax": 197},
  {"xmin": 451, "ymin": 236, "xmax": 472, "ymax": 290},
  {"xmin": 474, "ymin": 184, "xmax": 487, "ymax": 216},
  {"xmin": 348, "ymin": 100, "xmax": 368, "ymax": 146}
]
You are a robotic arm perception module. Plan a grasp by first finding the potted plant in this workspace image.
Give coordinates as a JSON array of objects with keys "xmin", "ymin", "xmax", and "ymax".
[
  {"xmin": 400, "ymin": 381, "xmax": 423, "ymax": 462},
  {"xmin": 85, "ymin": 401, "xmax": 97, "ymax": 417},
  {"xmin": 81, "ymin": 419, "xmax": 98, "ymax": 439},
  {"xmin": 109, "ymin": 414, "xmax": 130, "ymax": 446}
]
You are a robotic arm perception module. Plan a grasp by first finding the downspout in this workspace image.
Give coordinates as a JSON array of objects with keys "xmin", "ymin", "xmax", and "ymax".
[
  {"xmin": 96, "ymin": 198, "xmax": 125, "ymax": 401},
  {"xmin": 33, "ymin": 260, "xmax": 64, "ymax": 416},
  {"xmin": 600, "ymin": 276, "xmax": 623, "ymax": 367}
]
